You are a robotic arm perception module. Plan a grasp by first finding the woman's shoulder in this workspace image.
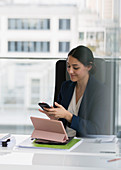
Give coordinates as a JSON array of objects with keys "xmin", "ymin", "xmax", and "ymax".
[
  {"xmin": 60, "ymin": 80, "xmax": 76, "ymax": 93},
  {"xmin": 89, "ymin": 75, "xmax": 108, "ymax": 95},
  {"xmin": 61, "ymin": 80, "xmax": 75, "ymax": 88},
  {"xmin": 89, "ymin": 75, "xmax": 106, "ymax": 88}
]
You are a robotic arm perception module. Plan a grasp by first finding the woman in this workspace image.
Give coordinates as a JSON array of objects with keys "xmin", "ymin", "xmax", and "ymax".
[{"xmin": 39, "ymin": 45, "xmax": 109, "ymax": 137}]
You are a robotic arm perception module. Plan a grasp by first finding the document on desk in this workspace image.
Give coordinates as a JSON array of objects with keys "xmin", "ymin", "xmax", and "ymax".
[
  {"xmin": 17, "ymin": 137, "xmax": 83, "ymax": 151},
  {"xmin": 85, "ymin": 135, "xmax": 117, "ymax": 143},
  {"xmin": 0, "ymin": 133, "xmax": 14, "ymax": 147}
]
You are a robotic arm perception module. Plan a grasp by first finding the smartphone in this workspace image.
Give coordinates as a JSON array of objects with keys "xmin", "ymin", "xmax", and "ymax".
[{"xmin": 38, "ymin": 102, "xmax": 51, "ymax": 111}]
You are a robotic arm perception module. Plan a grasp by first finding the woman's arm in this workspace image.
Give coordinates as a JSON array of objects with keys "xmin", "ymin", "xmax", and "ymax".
[{"xmin": 70, "ymin": 87, "xmax": 110, "ymax": 136}]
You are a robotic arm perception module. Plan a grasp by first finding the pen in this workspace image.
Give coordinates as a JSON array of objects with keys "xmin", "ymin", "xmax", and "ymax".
[
  {"xmin": 100, "ymin": 151, "xmax": 116, "ymax": 154},
  {"xmin": 107, "ymin": 158, "xmax": 121, "ymax": 162}
]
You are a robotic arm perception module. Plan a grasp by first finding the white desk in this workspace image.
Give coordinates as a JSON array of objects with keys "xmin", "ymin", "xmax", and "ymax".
[{"xmin": 0, "ymin": 134, "xmax": 121, "ymax": 170}]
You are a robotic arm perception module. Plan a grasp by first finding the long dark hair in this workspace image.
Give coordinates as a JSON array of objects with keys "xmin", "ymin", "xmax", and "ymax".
[{"xmin": 68, "ymin": 45, "xmax": 96, "ymax": 74}]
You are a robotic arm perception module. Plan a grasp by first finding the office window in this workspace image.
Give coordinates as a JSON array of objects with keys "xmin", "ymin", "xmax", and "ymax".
[
  {"xmin": 41, "ymin": 42, "xmax": 50, "ymax": 52},
  {"xmin": 16, "ymin": 19, "xmax": 22, "ymax": 29},
  {"xmin": 79, "ymin": 32, "xmax": 84, "ymax": 41},
  {"xmin": 8, "ymin": 19, "xmax": 50, "ymax": 30},
  {"xmin": 29, "ymin": 42, "xmax": 35, "ymax": 52},
  {"xmin": 23, "ymin": 42, "xmax": 28, "ymax": 52},
  {"xmin": 8, "ymin": 41, "xmax": 50, "ymax": 52},
  {"xmin": 59, "ymin": 42, "xmax": 70, "ymax": 52},
  {"xmin": 8, "ymin": 41, "xmax": 15, "ymax": 52},
  {"xmin": 82, "ymin": 31, "xmax": 105, "ymax": 53},
  {"xmin": 39, "ymin": 19, "xmax": 50, "ymax": 30},
  {"xmin": 8, "ymin": 19, "xmax": 16, "ymax": 29},
  {"xmin": 86, "ymin": 32, "xmax": 104, "ymax": 42},
  {"xmin": 17, "ymin": 41, "xmax": 22, "ymax": 52},
  {"xmin": 23, "ymin": 19, "xmax": 29, "ymax": 29},
  {"xmin": 36, "ymin": 42, "xmax": 41, "ymax": 52},
  {"xmin": 59, "ymin": 19, "xmax": 70, "ymax": 30},
  {"xmin": 87, "ymin": 32, "xmax": 96, "ymax": 40}
]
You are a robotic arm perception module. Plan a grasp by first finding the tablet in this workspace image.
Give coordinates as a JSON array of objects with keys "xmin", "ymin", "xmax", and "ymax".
[{"xmin": 30, "ymin": 116, "xmax": 68, "ymax": 143}]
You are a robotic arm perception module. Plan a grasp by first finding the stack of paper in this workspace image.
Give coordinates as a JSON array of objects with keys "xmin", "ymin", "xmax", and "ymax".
[
  {"xmin": 0, "ymin": 134, "xmax": 16, "ymax": 148},
  {"xmin": 18, "ymin": 137, "xmax": 83, "ymax": 151},
  {"xmin": 0, "ymin": 133, "xmax": 11, "ymax": 141},
  {"xmin": 85, "ymin": 135, "xmax": 117, "ymax": 143},
  {"xmin": 0, "ymin": 133, "xmax": 11, "ymax": 146}
]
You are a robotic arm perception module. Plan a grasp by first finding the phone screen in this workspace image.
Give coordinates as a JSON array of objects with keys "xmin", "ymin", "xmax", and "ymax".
[{"xmin": 38, "ymin": 103, "xmax": 51, "ymax": 111}]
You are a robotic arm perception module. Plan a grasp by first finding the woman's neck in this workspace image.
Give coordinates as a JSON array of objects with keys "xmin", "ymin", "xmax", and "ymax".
[{"xmin": 76, "ymin": 74, "xmax": 89, "ymax": 90}]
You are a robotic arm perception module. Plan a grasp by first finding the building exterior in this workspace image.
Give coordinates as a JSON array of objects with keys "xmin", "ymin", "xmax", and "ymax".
[
  {"xmin": 0, "ymin": 0, "xmax": 120, "ymax": 58},
  {"xmin": 0, "ymin": 3, "xmax": 78, "ymax": 58}
]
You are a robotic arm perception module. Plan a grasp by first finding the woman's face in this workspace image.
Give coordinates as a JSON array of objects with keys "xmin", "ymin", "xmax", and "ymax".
[{"xmin": 67, "ymin": 55, "xmax": 91, "ymax": 82}]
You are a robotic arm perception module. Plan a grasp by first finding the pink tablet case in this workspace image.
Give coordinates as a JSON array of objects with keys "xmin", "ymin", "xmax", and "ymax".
[{"xmin": 30, "ymin": 117, "xmax": 68, "ymax": 143}]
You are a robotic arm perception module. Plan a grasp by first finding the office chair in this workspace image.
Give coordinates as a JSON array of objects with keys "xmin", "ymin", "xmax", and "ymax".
[
  {"xmin": 54, "ymin": 60, "xmax": 67, "ymax": 102},
  {"xmin": 54, "ymin": 58, "xmax": 115, "ymax": 135},
  {"xmin": 54, "ymin": 58, "xmax": 107, "ymax": 102}
]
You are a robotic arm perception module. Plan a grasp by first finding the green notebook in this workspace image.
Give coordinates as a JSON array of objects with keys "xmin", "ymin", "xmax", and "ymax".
[{"xmin": 32, "ymin": 138, "xmax": 81, "ymax": 150}]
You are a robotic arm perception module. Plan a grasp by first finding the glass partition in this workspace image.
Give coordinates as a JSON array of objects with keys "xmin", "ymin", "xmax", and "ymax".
[
  {"xmin": 0, "ymin": 58, "xmax": 57, "ymax": 134},
  {"xmin": 0, "ymin": 0, "xmax": 121, "ymax": 135}
]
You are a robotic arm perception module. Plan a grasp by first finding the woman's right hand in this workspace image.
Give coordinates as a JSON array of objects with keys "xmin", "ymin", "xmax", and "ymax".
[{"xmin": 38, "ymin": 107, "xmax": 58, "ymax": 120}]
